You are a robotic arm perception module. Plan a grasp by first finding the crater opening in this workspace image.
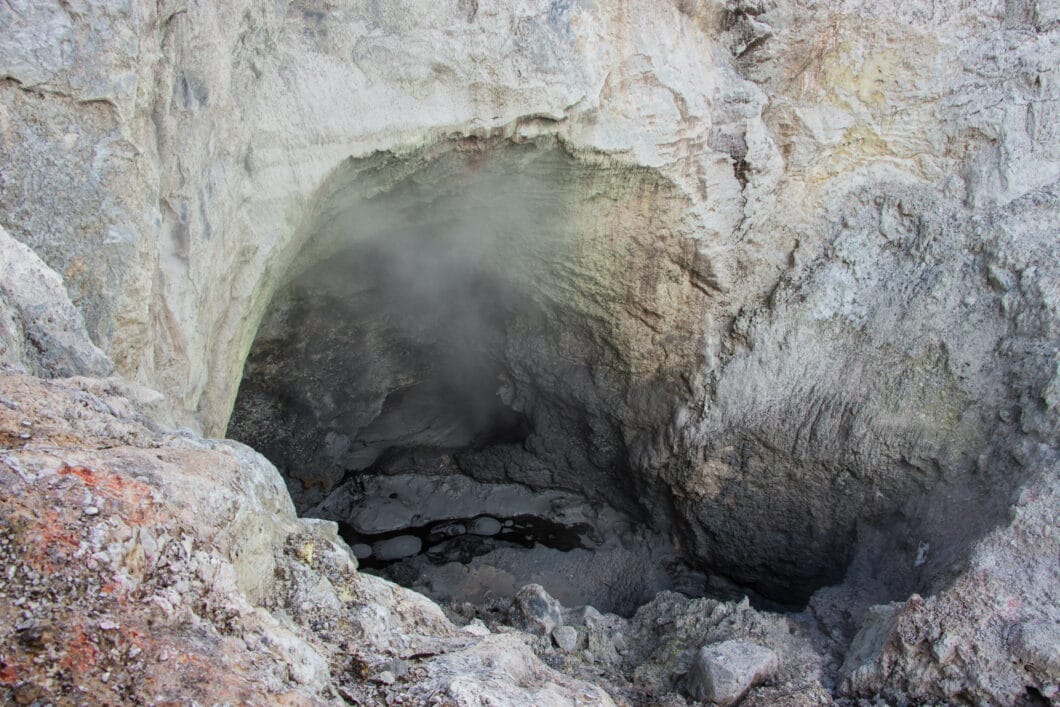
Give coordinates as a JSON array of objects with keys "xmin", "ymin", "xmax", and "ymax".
[
  {"xmin": 226, "ymin": 135, "xmax": 1009, "ymax": 618},
  {"xmin": 228, "ymin": 136, "xmax": 713, "ymax": 615}
]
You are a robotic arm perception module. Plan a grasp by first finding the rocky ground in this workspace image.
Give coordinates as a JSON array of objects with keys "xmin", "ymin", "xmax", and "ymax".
[
  {"xmin": 1, "ymin": 372, "xmax": 1056, "ymax": 705},
  {"xmin": 0, "ymin": 372, "xmax": 614, "ymax": 705}
]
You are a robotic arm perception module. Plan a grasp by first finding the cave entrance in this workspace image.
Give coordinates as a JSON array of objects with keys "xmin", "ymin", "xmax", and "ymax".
[{"xmin": 227, "ymin": 136, "xmax": 712, "ymax": 614}]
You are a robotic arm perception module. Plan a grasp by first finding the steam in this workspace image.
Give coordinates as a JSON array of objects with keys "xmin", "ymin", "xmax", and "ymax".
[{"xmin": 279, "ymin": 150, "xmax": 563, "ymax": 467}]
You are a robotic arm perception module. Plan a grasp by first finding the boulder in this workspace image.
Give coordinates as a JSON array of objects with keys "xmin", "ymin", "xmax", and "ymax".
[
  {"xmin": 552, "ymin": 626, "xmax": 579, "ymax": 652},
  {"xmin": 511, "ymin": 584, "xmax": 564, "ymax": 636},
  {"xmin": 685, "ymin": 640, "xmax": 778, "ymax": 706}
]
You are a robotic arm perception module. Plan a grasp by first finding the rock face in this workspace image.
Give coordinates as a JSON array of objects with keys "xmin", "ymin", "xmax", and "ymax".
[
  {"xmin": 0, "ymin": 0, "xmax": 1058, "ymax": 704},
  {"xmin": 0, "ymin": 226, "xmax": 113, "ymax": 379}
]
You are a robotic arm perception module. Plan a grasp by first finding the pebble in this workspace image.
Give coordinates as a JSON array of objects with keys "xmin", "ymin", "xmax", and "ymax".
[
  {"xmin": 511, "ymin": 583, "xmax": 564, "ymax": 636},
  {"xmin": 470, "ymin": 516, "xmax": 502, "ymax": 536},
  {"xmin": 436, "ymin": 522, "xmax": 466, "ymax": 537},
  {"xmin": 84, "ymin": 506, "xmax": 99, "ymax": 516},
  {"xmin": 372, "ymin": 535, "xmax": 422, "ymax": 561},
  {"xmin": 463, "ymin": 619, "xmax": 491, "ymax": 637},
  {"xmin": 388, "ymin": 659, "xmax": 409, "ymax": 678}
]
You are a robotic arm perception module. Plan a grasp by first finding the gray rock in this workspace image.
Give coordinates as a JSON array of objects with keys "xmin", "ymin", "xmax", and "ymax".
[
  {"xmin": 1012, "ymin": 620, "xmax": 1060, "ymax": 679},
  {"xmin": 0, "ymin": 226, "xmax": 113, "ymax": 379},
  {"xmin": 371, "ymin": 535, "xmax": 422, "ymax": 562},
  {"xmin": 563, "ymin": 605, "xmax": 603, "ymax": 627},
  {"xmin": 511, "ymin": 584, "xmax": 564, "ymax": 636},
  {"xmin": 552, "ymin": 625, "xmax": 578, "ymax": 652},
  {"xmin": 462, "ymin": 619, "xmax": 491, "ymax": 637},
  {"xmin": 469, "ymin": 516, "xmax": 502, "ymax": 536},
  {"xmin": 838, "ymin": 603, "xmax": 901, "ymax": 692},
  {"xmin": 685, "ymin": 640, "xmax": 778, "ymax": 707}
]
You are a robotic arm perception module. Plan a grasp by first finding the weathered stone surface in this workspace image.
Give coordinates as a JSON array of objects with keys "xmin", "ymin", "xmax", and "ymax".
[
  {"xmin": 0, "ymin": 0, "xmax": 1055, "ymax": 597},
  {"xmin": 0, "ymin": 226, "xmax": 113, "ymax": 378},
  {"xmin": 685, "ymin": 640, "xmax": 779, "ymax": 706},
  {"xmin": 837, "ymin": 464, "xmax": 1060, "ymax": 704},
  {"xmin": 511, "ymin": 583, "xmax": 565, "ymax": 636}
]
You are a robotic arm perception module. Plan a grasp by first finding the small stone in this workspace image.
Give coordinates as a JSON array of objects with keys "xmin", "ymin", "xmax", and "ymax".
[
  {"xmin": 563, "ymin": 604, "xmax": 603, "ymax": 627},
  {"xmin": 685, "ymin": 640, "xmax": 778, "ymax": 707},
  {"xmin": 18, "ymin": 432, "xmax": 30, "ymax": 440},
  {"xmin": 349, "ymin": 543, "xmax": 372, "ymax": 560},
  {"xmin": 83, "ymin": 506, "xmax": 99, "ymax": 516},
  {"xmin": 371, "ymin": 535, "xmax": 421, "ymax": 561},
  {"xmin": 100, "ymin": 672, "xmax": 110, "ymax": 683},
  {"xmin": 375, "ymin": 670, "xmax": 395, "ymax": 685},
  {"xmin": 99, "ymin": 619, "xmax": 120, "ymax": 631},
  {"xmin": 511, "ymin": 583, "xmax": 564, "ymax": 636},
  {"xmin": 436, "ymin": 522, "xmax": 465, "ymax": 537},
  {"xmin": 11, "ymin": 682, "xmax": 39, "ymax": 705},
  {"xmin": 469, "ymin": 516, "xmax": 502, "ymax": 536},
  {"xmin": 552, "ymin": 625, "xmax": 578, "ymax": 652},
  {"xmin": 15, "ymin": 621, "xmax": 44, "ymax": 648}
]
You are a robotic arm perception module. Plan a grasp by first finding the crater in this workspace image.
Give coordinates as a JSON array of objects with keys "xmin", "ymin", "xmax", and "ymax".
[
  {"xmin": 228, "ymin": 136, "xmax": 712, "ymax": 614},
  {"xmin": 225, "ymin": 135, "xmax": 1017, "ymax": 617}
]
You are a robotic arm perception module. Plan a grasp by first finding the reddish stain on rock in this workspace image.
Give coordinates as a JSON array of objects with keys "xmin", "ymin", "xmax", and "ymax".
[
  {"xmin": 25, "ymin": 510, "xmax": 79, "ymax": 572},
  {"xmin": 58, "ymin": 464, "xmax": 158, "ymax": 525},
  {"xmin": 60, "ymin": 629, "xmax": 99, "ymax": 674},
  {"xmin": 0, "ymin": 662, "xmax": 20, "ymax": 686}
]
